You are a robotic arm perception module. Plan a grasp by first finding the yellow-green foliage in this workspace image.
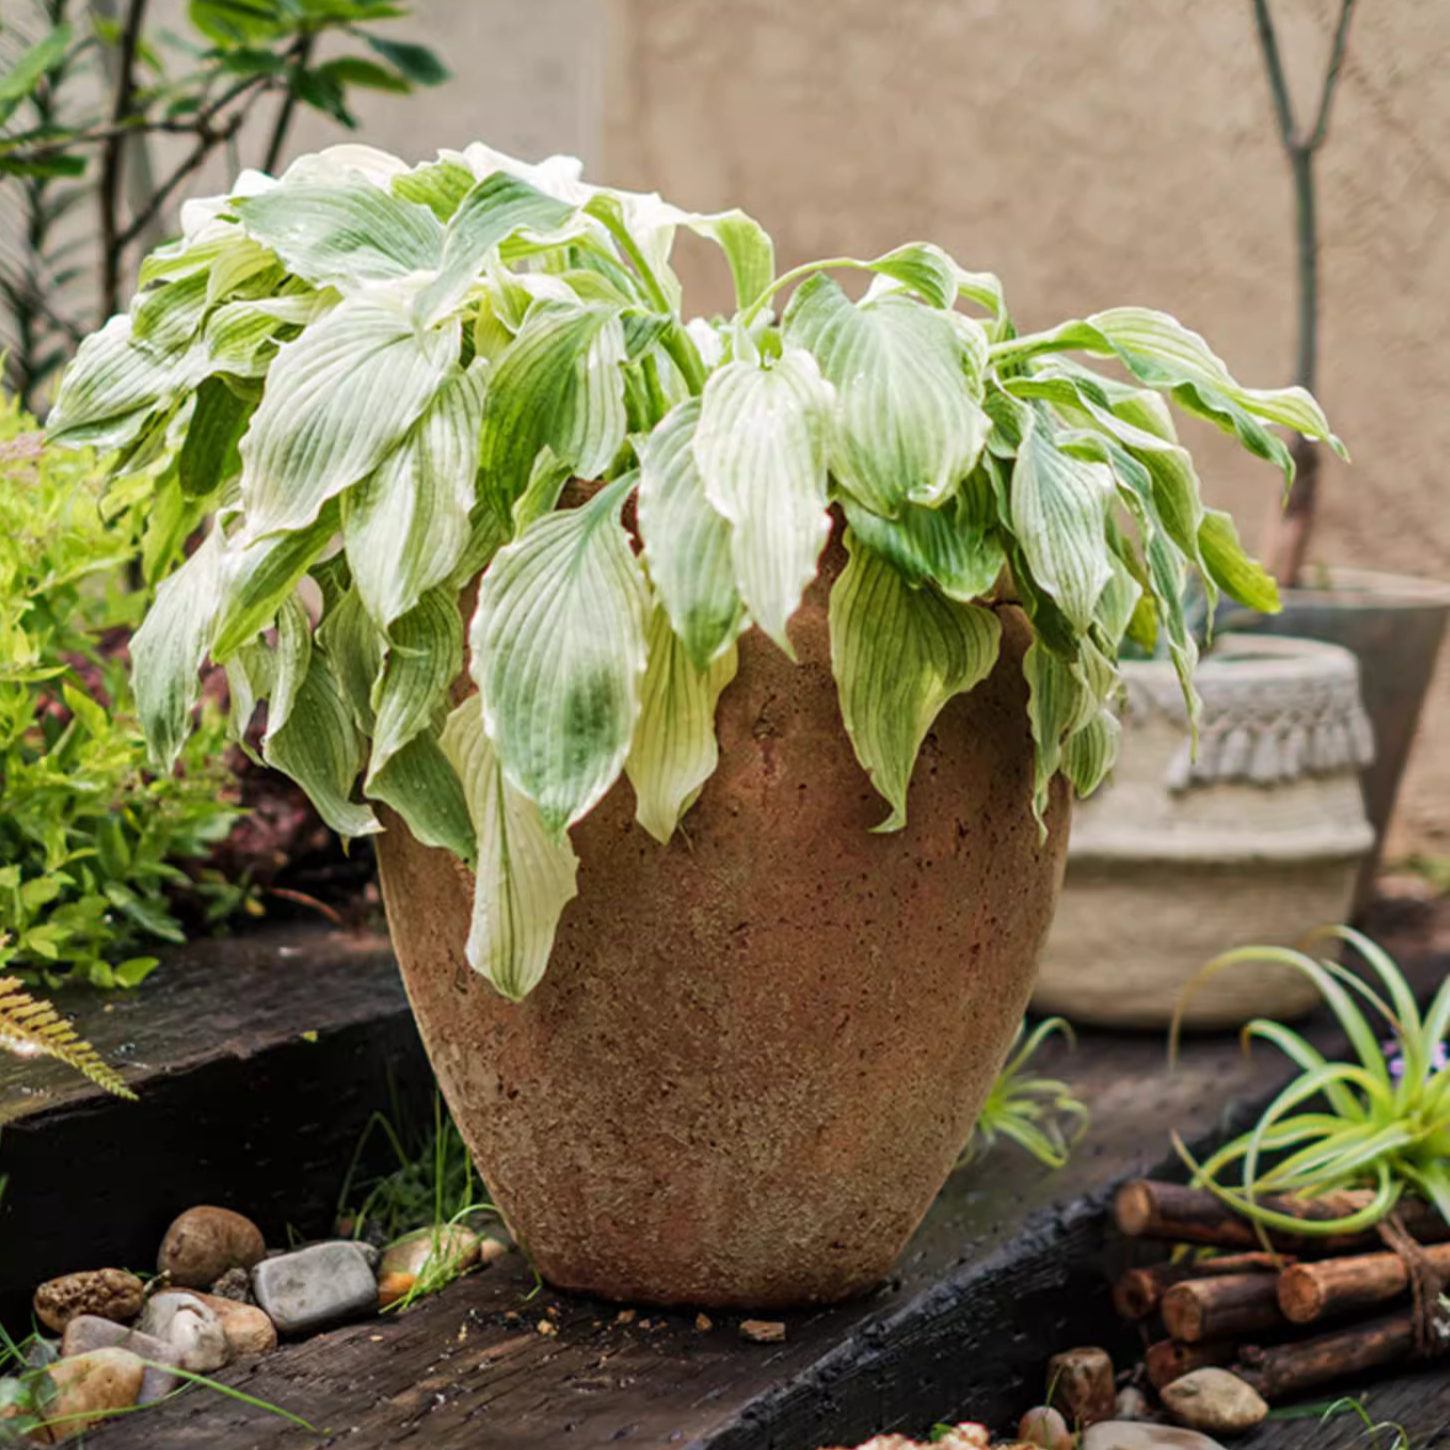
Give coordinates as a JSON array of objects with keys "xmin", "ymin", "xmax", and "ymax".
[{"xmin": 0, "ymin": 974, "xmax": 133, "ymax": 1098}]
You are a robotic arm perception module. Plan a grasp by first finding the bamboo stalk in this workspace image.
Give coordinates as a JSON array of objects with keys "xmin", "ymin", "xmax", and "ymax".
[
  {"xmin": 1162, "ymin": 1272, "xmax": 1288, "ymax": 1343},
  {"xmin": 1237, "ymin": 1309, "xmax": 1416, "ymax": 1402},
  {"xmin": 1113, "ymin": 1180, "xmax": 1450, "ymax": 1253},
  {"xmin": 1278, "ymin": 1241, "xmax": 1450, "ymax": 1324}
]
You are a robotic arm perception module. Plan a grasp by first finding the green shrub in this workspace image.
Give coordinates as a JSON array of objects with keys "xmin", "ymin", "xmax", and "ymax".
[{"xmin": 0, "ymin": 394, "xmax": 246, "ymax": 987}]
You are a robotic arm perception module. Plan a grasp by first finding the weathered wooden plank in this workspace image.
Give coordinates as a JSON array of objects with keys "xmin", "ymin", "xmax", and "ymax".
[{"xmin": 0, "ymin": 926, "xmax": 434, "ymax": 1329}]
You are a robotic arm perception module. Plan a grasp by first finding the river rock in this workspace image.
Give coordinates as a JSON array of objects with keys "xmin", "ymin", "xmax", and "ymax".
[
  {"xmin": 1047, "ymin": 1345, "xmax": 1117, "ymax": 1427},
  {"xmin": 479, "ymin": 1234, "xmax": 511, "ymax": 1265},
  {"xmin": 1019, "ymin": 1405, "xmax": 1073, "ymax": 1449},
  {"xmin": 189, "ymin": 1292, "xmax": 277, "ymax": 1355},
  {"xmin": 157, "ymin": 1207, "xmax": 266, "ymax": 1289},
  {"xmin": 33, "ymin": 1271, "xmax": 145, "ymax": 1333},
  {"xmin": 376, "ymin": 1272, "xmax": 415, "ymax": 1310},
  {"xmin": 378, "ymin": 1226, "xmax": 480, "ymax": 1282},
  {"xmin": 1161, "ymin": 1369, "xmax": 1268, "ymax": 1435},
  {"xmin": 32, "ymin": 1347, "xmax": 145, "ymax": 1443},
  {"xmin": 739, "ymin": 1318, "xmax": 786, "ymax": 1343},
  {"xmin": 136, "ymin": 1291, "xmax": 231, "ymax": 1372},
  {"xmin": 208, "ymin": 1266, "xmax": 254, "ymax": 1303},
  {"xmin": 1115, "ymin": 1387, "xmax": 1152, "ymax": 1421},
  {"xmin": 59, "ymin": 1316, "xmax": 181, "ymax": 1403},
  {"xmin": 1082, "ymin": 1423, "xmax": 1227, "ymax": 1450},
  {"xmin": 251, "ymin": 1241, "xmax": 378, "ymax": 1335}
]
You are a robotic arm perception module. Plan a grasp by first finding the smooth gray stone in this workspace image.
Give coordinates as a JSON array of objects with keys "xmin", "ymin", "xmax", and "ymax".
[
  {"xmin": 250, "ymin": 1241, "xmax": 378, "ymax": 1335},
  {"xmin": 1082, "ymin": 1425, "xmax": 1226, "ymax": 1450},
  {"xmin": 60, "ymin": 1314, "xmax": 183, "ymax": 1403},
  {"xmin": 136, "ymin": 1291, "xmax": 230, "ymax": 1373}
]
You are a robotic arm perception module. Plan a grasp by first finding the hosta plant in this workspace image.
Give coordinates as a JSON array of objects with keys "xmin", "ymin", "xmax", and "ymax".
[
  {"xmin": 47, "ymin": 141, "xmax": 1341, "ymax": 1001},
  {"xmin": 1173, "ymin": 927, "xmax": 1450, "ymax": 1232}
]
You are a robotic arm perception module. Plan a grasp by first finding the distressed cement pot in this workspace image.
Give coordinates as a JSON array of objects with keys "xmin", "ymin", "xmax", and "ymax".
[
  {"xmin": 1226, "ymin": 567, "xmax": 1450, "ymax": 910},
  {"xmin": 375, "ymin": 545, "xmax": 1069, "ymax": 1308},
  {"xmin": 1035, "ymin": 635, "xmax": 1374, "ymax": 1029}
]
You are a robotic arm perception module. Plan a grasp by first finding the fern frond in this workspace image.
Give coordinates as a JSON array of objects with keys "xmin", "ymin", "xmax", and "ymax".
[{"xmin": 0, "ymin": 977, "xmax": 136, "ymax": 1100}]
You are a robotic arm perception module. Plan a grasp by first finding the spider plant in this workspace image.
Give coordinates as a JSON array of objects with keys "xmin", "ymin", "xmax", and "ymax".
[
  {"xmin": 1172, "ymin": 926, "xmax": 1450, "ymax": 1235},
  {"xmin": 959, "ymin": 1016, "xmax": 1088, "ymax": 1170}
]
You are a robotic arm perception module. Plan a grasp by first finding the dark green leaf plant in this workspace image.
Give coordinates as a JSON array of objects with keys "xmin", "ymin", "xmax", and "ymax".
[{"xmin": 46, "ymin": 141, "xmax": 1342, "ymax": 1002}]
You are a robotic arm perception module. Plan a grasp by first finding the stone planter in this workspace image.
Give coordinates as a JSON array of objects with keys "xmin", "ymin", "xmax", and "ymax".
[
  {"xmin": 374, "ymin": 544, "xmax": 1069, "ymax": 1309},
  {"xmin": 1226, "ymin": 567, "xmax": 1450, "ymax": 909},
  {"xmin": 1034, "ymin": 635, "xmax": 1374, "ymax": 1030}
]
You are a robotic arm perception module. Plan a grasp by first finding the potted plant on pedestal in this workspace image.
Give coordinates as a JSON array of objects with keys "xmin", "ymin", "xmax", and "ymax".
[
  {"xmin": 1244, "ymin": 0, "xmax": 1450, "ymax": 897},
  {"xmin": 47, "ymin": 139, "xmax": 1334, "ymax": 1306}
]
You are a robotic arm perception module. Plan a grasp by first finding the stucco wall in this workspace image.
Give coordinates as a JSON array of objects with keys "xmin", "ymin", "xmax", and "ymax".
[{"xmin": 601, "ymin": 0, "xmax": 1449, "ymax": 854}]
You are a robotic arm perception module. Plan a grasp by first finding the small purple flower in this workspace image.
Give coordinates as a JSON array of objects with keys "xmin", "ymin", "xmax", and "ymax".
[{"xmin": 1383, "ymin": 1039, "xmax": 1449, "ymax": 1080}]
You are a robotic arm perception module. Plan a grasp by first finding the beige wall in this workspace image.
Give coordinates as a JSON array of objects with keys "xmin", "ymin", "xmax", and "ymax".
[{"xmin": 601, "ymin": 0, "xmax": 1449, "ymax": 855}]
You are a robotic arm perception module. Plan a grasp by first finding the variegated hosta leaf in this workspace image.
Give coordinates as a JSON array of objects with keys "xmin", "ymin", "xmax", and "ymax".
[
  {"xmin": 177, "ymin": 376, "xmax": 254, "ymax": 498},
  {"xmin": 263, "ymin": 594, "xmax": 312, "ymax": 741},
  {"xmin": 693, "ymin": 348, "xmax": 832, "ymax": 656},
  {"xmin": 863, "ymin": 242, "xmax": 958, "ymax": 310},
  {"xmin": 439, "ymin": 700, "xmax": 580, "ymax": 1001},
  {"xmin": 1095, "ymin": 547, "xmax": 1145, "ymax": 649},
  {"xmin": 315, "ymin": 585, "xmax": 383, "ymax": 733},
  {"xmin": 368, "ymin": 589, "xmax": 464, "ymax": 782},
  {"xmin": 841, "ymin": 470, "xmax": 1004, "ymax": 604},
  {"xmin": 210, "ymin": 503, "xmax": 339, "ymax": 661},
  {"xmin": 203, "ymin": 291, "xmax": 338, "ymax": 378},
  {"xmin": 682, "ymin": 210, "xmax": 774, "ymax": 312},
  {"xmin": 1199, "ymin": 507, "xmax": 1280, "ymax": 613},
  {"xmin": 238, "ymin": 284, "xmax": 460, "ymax": 538},
  {"xmin": 1146, "ymin": 529, "xmax": 1202, "ymax": 732},
  {"xmin": 1022, "ymin": 638, "xmax": 1089, "ymax": 827},
  {"xmin": 132, "ymin": 271, "xmax": 211, "ymax": 354},
  {"xmin": 1009, "ymin": 412, "xmax": 1115, "ymax": 632},
  {"xmin": 636, "ymin": 397, "xmax": 744, "ymax": 670},
  {"xmin": 263, "ymin": 644, "xmax": 380, "ymax": 838},
  {"xmin": 343, "ymin": 360, "xmax": 487, "ymax": 631},
  {"xmin": 131, "ymin": 530, "xmax": 223, "ymax": 770},
  {"xmin": 1062, "ymin": 708, "xmax": 1122, "ymax": 798},
  {"xmin": 392, "ymin": 157, "xmax": 475, "ymax": 221},
  {"xmin": 470, "ymin": 476, "xmax": 649, "ymax": 837},
  {"xmin": 476, "ymin": 300, "xmax": 627, "ymax": 522},
  {"xmin": 47, "ymin": 315, "xmax": 205, "ymax": 450},
  {"xmin": 415, "ymin": 171, "xmax": 579, "ymax": 326},
  {"xmin": 625, "ymin": 608, "xmax": 738, "ymax": 844},
  {"xmin": 830, "ymin": 533, "xmax": 1003, "ymax": 831},
  {"xmin": 784, "ymin": 275, "xmax": 988, "ymax": 516},
  {"xmin": 1087, "ymin": 308, "xmax": 1344, "ymax": 452},
  {"xmin": 369, "ymin": 732, "xmax": 475, "ymax": 861},
  {"xmin": 232, "ymin": 180, "xmax": 443, "ymax": 292}
]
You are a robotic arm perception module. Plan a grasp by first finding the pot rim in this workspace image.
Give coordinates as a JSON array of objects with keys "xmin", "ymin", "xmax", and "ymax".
[
  {"xmin": 1122, "ymin": 631, "xmax": 1360, "ymax": 687},
  {"xmin": 1263, "ymin": 566, "xmax": 1450, "ymax": 611}
]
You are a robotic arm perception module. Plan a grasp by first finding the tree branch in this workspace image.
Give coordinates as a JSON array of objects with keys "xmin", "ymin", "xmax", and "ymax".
[
  {"xmin": 1309, "ymin": 0, "xmax": 1357, "ymax": 151},
  {"xmin": 1251, "ymin": 0, "xmax": 1297, "ymax": 152},
  {"xmin": 261, "ymin": 35, "xmax": 313, "ymax": 175},
  {"xmin": 97, "ymin": 0, "xmax": 148, "ymax": 321}
]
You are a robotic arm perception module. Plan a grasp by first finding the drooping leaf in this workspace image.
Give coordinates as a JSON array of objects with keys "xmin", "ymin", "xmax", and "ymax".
[
  {"xmin": 476, "ymin": 301, "xmax": 627, "ymax": 522},
  {"xmin": 263, "ymin": 645, "xmax": 380, "ymax": 838},
  {"xmin": 343, "ymin": 360, "xmax": 486, "ymax": 630},
  {"xmin": 439, "ymin": 700, "xmax": 579, "ymax": 1001},
  {"xmin": 625, "ymin": 608, "xmax": 738, "ymax": 844},
  {"xmin": 177, "ymin": 375, "xmax": 253, "ymax": 497},
  {"xmin": 368, "ymin": 589, "xmax": 463, "ymax": 780},
  {"xmin": 635, "ymin": 396, "xmax": 744, "ymax": 669},
  {"xmin": 369, "ymin": 731, "xmax": 475, "ymax": 860},
  {"xmin": 842, "ymin": 470, "xmax": 1004, "ymax": 604},
  {"xmin": 1199, "ymin": 507, "xmax": 1280, "ymax": 614},
  {"xmin": 693, "ymin": 348, "xmax": 832, "ymax": 656},
  {"xmin": 47, "ymin": 316, "xmax": 204, "ymax": 450},
  {"xmin": 1009, "ymin": 412, "xmax": 1115, "ymax": 633},
  {"xmin": 683, "ymin": 210, "xmax": 775, "ymax": 312},
  {"xmin": 830, "ymin": 533, "xmax": 1002, "ymax": 831},
  {"xmin": 1022, "ymin": 638, "xmax": 1091, "ymax": 827},
  {"xmin": 130, "ymin": 531, "xmax": 223, "ymax": 770},
  {"xmin": 785, "ymin": 273, "xmax": 987, "ymax": 516},
  {"xmin": 864, "ymin": 242, "xmax": 958, "ymax": 310},
  {"xmin": 470, "ymin": 475, "xmax": 649, "ymax": 836},
  {"xmin": 1062, "ymin": 708, "xmax": 1122, "ymax": 798},
  {"xmin": 232, "ymin": 180, "xmax": 442, "ymax": 291},
  {"xmin": 238, "ymin": 284, "xmax": 459, "ymax": 538}
]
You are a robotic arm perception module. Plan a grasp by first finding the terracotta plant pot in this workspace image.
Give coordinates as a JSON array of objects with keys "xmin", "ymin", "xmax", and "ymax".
[
  {"xmin": 1036, "ymin": 635, "xmax": 1375, "ymax": 1029},
  {"xmin": 374, "ymin": 549, "xmax": 1069, "ymax": 1309}
]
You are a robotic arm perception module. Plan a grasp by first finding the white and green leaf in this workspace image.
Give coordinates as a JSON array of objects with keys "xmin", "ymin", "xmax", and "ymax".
[
  {"xmin": 693, "ymin": 348, "xmax": 832, "ymax": 656},
  {"xmin": 830, "ymin": 533, "xmax": 1002, "ymax": 831},
  {"xmin": 625, "ymin": 608, "xmax": 738, "ymax": 844}
]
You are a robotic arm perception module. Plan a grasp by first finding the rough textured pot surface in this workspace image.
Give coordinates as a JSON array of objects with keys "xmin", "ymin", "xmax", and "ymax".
[
  {"xmin": 1037, "ymin": 635, "xmax": 1374, "ymax": 1029},
  {"xmin": 1227, "ymin": 566, "xmax": 1450, "ymax": 908},
  {"xmin": 375, "ymin": 553, "xmax": 1068, "ymax": 1309}
]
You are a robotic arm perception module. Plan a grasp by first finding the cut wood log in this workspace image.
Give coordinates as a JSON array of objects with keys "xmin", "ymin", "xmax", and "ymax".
[
  {"xmin": 1113, "ymin": 1180, "xmax": 1450, "ymax": 1254},
  {"xmin": 1278, "ymin": 1241, "xmax": 1450, "ymax": 1323},
  {"xmin": 1145, "ymin": 1337, "xmax": 1236, "ymax": 1391},
  {"xmin": 1237, "ymin": 1310, "xmax": 1417, "ymax": 1402},
  {"xmin": 1112, "ymin": 1253, "xmax": 1288, "ymax": 1320},
  {"xmin": 1161, "ymin": 1273, "xmax": 1287, "ymax": 1343}
]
